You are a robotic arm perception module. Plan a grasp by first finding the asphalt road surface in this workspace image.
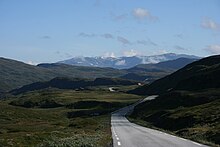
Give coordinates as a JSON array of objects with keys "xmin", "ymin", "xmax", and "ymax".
[
  {"xmin": 109, "ymin": 87, "xmax": 115, "ymax": 92},
  {"xmin": 111, "ymin": 96, "xmax": 209, "ymax": 147}
]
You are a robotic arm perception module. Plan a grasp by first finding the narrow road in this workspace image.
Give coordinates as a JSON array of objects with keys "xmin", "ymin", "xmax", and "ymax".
[
  {"xmin": 109, "ymin": 87, "xmax": 115, "ymax": 92},
  {"xmin": 111, "ymin": 96, "xmax": 208, "ymax": 147}
]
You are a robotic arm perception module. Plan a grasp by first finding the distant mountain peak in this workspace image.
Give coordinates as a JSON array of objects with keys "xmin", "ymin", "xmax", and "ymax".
[{"xmin": 58, "ymin": 53, "xmax": 200, "ymax": 69}]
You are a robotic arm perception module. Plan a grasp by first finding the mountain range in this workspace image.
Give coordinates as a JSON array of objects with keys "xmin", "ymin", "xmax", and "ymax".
[
  {"xmin": 0, "ymin": 57, "xmax": 124, "ymax": 92},
  {"xmin": 58, "ymin": 53, "xmax": 199, "ymax": 69},
  {"xmin": 0, "ymin": 53, "xmax": 199, "ymax": 92}
]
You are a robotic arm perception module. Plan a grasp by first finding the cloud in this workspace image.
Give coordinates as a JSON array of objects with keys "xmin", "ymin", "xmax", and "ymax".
[
  {"xmin": 158, "ymin": 50, "xmax": 168, "ymax": 54},
  {"xmin": 40, "ymin": 35, "xmax": 51, "ymax": 39},
  {"xmin": 132, "ymin": 8, "xmax": 158, "ymax": 21},
  {"xmin": 123, "ymin": 49, "xmax": 139, "ymax": 57},
  {"xmin": 204, "ymin": 45, "xmax": 220, "ymax": 54},
  {"xmin": 103, "ymin": 52, "xmax": 116, "ymax": 58},
  {"xmin": 112, "ymin": 13, "xmax": 128, "ymax": 21},
  {"xmin": 174, "ymin": 34, "xmax": 183, "ymax": 39},
  {"xmin": 117, "ymin": 36, "xmax": 132, "ymax": 45},
  {"xmin": 174, "ymin": 45, "xmax": 187, "ymax": 50},
  {"xmin": 101, "ymin": 33, "xmax": 114, "ymax": 39},
  {"xmin": 137, "ymin": 39, "xmax": 157, "ymax": 46},
  {"xmin": 79, "ymin": 32, "xmax": 96, "ymax": 38},
  {"xmin": 79, "ymin": 32, "xmax": 114, "ymax": 39},
  {"xmin": 201, "ymin": 18, "xmax": 220, "ymax": 31}
]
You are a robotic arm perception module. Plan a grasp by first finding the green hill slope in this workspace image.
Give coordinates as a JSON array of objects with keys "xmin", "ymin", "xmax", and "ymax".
[
  {"xmin": 123, "ymin": 58, "xmax": 197, "ymax": 82},
  {"xmin": 0, "ymin": 57, "xmax": 198, "ymax": 93},
  {"xmin": 0, "ymin": 58, "xmax": 57, "ymax": 92},
  {"xmin": 129, "ymin": 55, "xmax": 220, "ymax": 95},
  {"xmin": 10, "ymin": 77, "xmax": 138, "ymax": 95},
  {"xmin": 129, "ymin": 55, "xmax": 220, "ymax": 146},
  {"xmin": 0, "ymin": 58, "xmax": 125, "ymax": 92}
]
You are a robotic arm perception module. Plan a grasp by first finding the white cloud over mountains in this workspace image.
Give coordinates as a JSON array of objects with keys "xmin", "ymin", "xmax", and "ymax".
[
  {"xmin": 103, "ymin": 49, "xmax": 140, "ymax": 58},
  {"xmin": 132, "ymin": 8, "xmax": 158, "ymax": 21},
  {"xmin": 201, "ymin": 18, "xmax": 220, "ymax": 31},
  {"xmin": 204, "ymin": 45, "xmax": 220, "ymax": 54},
  {"xmin": 123, "ymin": 49, "xmax": 139, "ymax": 57},
  {"xmin": 103, "ymin": 52, "xmax": 116, "ymax": 58}
]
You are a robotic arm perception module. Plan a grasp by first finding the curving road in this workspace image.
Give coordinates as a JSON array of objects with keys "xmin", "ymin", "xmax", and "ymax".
[{"xmin": 111, "ymin": 96, "xmax": 209, "ymax": 147}]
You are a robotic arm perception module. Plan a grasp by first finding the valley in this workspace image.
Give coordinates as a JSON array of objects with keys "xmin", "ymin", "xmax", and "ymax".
[
  {"xmin": 1, "ymin": 1, "xmax": 219, "ymax": 146},
  {"xmin": 0, "ymin": 54, "xmax": 219, "ymax": 147},
  {"xmin": 0, "ymin": 87, "xmax": 143, "ymax": 146}
]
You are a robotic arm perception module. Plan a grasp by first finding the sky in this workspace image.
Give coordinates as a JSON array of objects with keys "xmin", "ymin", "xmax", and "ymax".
[{"xmin": 0, "ymin": 0, "xmax": 220, "ymax": 64}]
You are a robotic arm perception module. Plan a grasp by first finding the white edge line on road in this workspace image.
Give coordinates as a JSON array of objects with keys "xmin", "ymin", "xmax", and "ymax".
[
  {"xmin": 116, "ymin": 137, "xmax": 119, "ymax": 140},
  {"xmin": 192, "ymin": 141, "xmax": 202, "ymax": 146},
  {"xmin": 117, "ymin": 141, "xmax": 121, "ymax": 146},
  {"xmin": 179, "ymin": 138, "xmax": 187, "ymax": 141}
]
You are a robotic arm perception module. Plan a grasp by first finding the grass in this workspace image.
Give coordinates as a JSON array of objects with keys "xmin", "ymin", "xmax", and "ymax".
[
  {"xmin": 0, "ymin": 57, "xmax": 126, "ymax": 92},
  {"xmin": 129, "ymin": 89, "xmax": 220, "ymax": 147},
  {"xmin": 0, "ymin": 87, "xmax": 142, "ymax": 147}
]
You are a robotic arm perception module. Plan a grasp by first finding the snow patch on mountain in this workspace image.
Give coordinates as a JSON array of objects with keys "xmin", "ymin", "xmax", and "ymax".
[
  {"xmin": 58, "ymin": 53, "xmax": 200, "ymax": 69},
  {"xmin": 115, "ymin": 60, "xmax": 126, "ymax": 65}
]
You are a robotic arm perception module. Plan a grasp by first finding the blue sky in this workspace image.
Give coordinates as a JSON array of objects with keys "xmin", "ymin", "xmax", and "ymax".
[{"xmin": 0, "ymin": 0, "xmax": 220, "ymax": 64}]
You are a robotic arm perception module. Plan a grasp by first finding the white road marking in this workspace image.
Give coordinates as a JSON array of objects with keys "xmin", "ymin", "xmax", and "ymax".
[
  {"xmin": 116, "ymin": 137, "xmax": 119, "ymax": 140},
  {"xmin": 170, "ymin": 135, "xmax": 178, "ymax": 138},
  {"xmin": 179, "ymin": 138, "xmax": 187, "ymax": 141},
  {"xmin": 117, "ymin": 141, "xmax": 121, "ymax": 146},
  {"xmin": 192, "ymin": 141, "xmax": 202, "ymax": 146},
  {"xmin": 163, "ymin": 133, "xmax": 168, "ymax": 135}
]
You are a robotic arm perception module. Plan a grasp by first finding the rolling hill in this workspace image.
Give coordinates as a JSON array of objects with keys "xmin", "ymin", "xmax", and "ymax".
[
  {"xmin": 122, "ymin": 58, "xmax": 197, "ymax": 82},
  {"xmin": 0, "ymin": 58, "xmax": 125, "ymax": 92},
  {"xmin": 129, "ymin": 55, "xmax": 220, "ymax": 95},
  {"xmin": 129, "ymin": 55, "xmax": 220, "ymax": 146},
  {"xmin": 0, "ymin": 57, "xmax": 57, "ymax": 92},
  {"xmin": 10, "ymin": 77, "xmax": 138, "ymax": 95},
  {"xmin": 128, "ymin": 58, "xmax": 197, "ymax": 72},
  {"xmin": 0, "ymin": 55, "xmax": 198, "ymax": 93}
]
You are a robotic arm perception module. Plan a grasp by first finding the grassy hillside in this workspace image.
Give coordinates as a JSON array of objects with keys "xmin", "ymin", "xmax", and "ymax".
[
  {"xmin": 129, "ymin": 55, "xmax": 220, "ymax": 95},
  {"xmin": 0, "ymin": 58, "xmax": 57, "ymax": 92},
  {"xmin": 128, "ymin": 55, "xmax": 220, "ymax": 146},
  {"xmin": 0, "ymin": 58, "xmax": 125, "ymax": 92},
  {"xmin": 1, "ymin": 57, "xmax": 196, "ymax": 92},
  {"xmin": 130, "ymin": 89, "xmax": 220, "ymax": 146},
  {"xmin": 10, "ymin": 77, "xmax": 138, "ymax": 95},
  {"xmin": 37, "ymin": 63, "xmax": 125, "ymax": 78},
  {"xmin": 123, "ymin": 58, "xmax": 197, "ymax": 83},
  {"xmin": 0, "ymin": 87, "xmax": 143, "ymax": 146}
]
